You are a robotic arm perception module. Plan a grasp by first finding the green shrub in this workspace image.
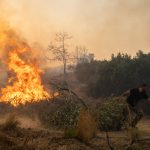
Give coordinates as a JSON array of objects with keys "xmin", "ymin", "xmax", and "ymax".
[
  {"xmin": 64, "ymin": 127, "xmax": 77, "ymax": 138},
  {"xmin": 50, "ymin": 100, "xmax": 81, "ymax": 128},
  {"xmin": 96, "ymin": 97, "xmax": 127, "ymax": 131}
]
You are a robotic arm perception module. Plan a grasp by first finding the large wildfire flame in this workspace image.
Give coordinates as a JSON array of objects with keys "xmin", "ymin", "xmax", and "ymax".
[{"xmin": 0, "ymin": 23, "xmax": 53, "ymax": 106}]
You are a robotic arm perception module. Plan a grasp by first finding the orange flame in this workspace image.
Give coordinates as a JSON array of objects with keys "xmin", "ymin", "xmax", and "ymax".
[{"xmin": 0, "ymin": 24, "xmax": 53, "ymax": 106}]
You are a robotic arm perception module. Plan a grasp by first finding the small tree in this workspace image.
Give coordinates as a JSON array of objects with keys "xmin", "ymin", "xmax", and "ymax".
[
  {"xmin": 48, "ymin": 32, "xmax": 72, "ymax": 81},
  {"xmin": 76, "ymin": 46, "xmax": 88, "ymax": 63},
  {"xmin": 75, "ymin": 46, "xmax": 94, "ymax": 64}
]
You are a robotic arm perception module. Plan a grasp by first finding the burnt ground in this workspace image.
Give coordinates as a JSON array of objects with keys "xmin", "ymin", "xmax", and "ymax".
[{"xmin": 0, "ymin": 118, "xmax": 149, "ymax": 150}]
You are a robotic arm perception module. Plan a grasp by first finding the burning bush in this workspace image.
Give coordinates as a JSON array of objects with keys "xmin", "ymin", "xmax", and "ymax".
[
  {"xmin": 0, "ymin": 24, "xmax": 54, "ymax": 107},
  {"xmin": 96, "ymin": 97, "xmax": 127, "ymax": 131}
]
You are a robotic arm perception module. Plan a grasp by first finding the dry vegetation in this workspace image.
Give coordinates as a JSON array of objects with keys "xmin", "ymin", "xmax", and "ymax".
[
  {"xmin": 0, "ymin": 96, "xmax": 149, "ymax": 150},
  {"xmin": 0, "ymin": 118, "xmax": 149, "ymax": 150},
  {"xmin": 1, "ymin": 114, "xmax": 20, "ymax": 131},
  {"xmin": 76, "ymin": 109, "xmax": 97, "ymax": 142}
]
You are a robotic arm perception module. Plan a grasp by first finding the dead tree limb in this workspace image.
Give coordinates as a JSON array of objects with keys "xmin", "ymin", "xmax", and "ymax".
[
  {"xmin": 105, "ymin": 130, "xmax": 114, "ymax": 150},
  {"xmin": 49, "ymin": 82, "xmax": 88, "ymax": 109},
  {"xmin": 125, "ymin": 138, "xmax": 137, "ymax": 150}
]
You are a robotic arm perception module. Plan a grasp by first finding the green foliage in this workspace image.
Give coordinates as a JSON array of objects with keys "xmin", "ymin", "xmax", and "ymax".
[
  {"xmin": 96, "ymin": 97, "xmax": 127, "ymax": 131},
  {"xmin": 48, "ymin": 100, "xmax": 81, "ymax": 128},
  {"xmin": 13, "ymin": 98, "xmax": 82, "ymax": 129},
  {"xmin": 64, "ymin": 127, "xmax": 77, "ymax": 138},
  {"xmin": 75, "ymin": 51, "xmax": 150, "ymax": 98},
  {"xmin": 75, "ymin": 61, "xmax": 98, "ymax": 84}
]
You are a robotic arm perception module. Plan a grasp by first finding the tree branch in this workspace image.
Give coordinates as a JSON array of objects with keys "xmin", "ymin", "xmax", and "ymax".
[
  {"xmin": 105, "ymin": 130, "xmax": 114, "ymax": 150},
  {"xmin": 49, "ymin": 82, "xmax": 88, "ymax": 109}
]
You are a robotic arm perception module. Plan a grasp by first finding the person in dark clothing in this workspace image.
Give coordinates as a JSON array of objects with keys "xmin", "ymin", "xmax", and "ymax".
[{"xmin": 122, "ymin": 84, "xmax": 149, "ymax": 127}]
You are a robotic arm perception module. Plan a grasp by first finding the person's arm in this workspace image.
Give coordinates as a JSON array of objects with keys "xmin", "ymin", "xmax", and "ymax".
[{"xmin": 121, "ymin": 90, "xmax": 130, "ymax": 97}]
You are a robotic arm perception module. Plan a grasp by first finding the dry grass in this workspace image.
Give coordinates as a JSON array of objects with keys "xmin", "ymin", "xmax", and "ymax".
[
  {"xmin": 127, "ymin": 127, "xmax": 140, "ymax": 142},
  {"xmin": 0, "ymin": 120, "xmax": 149, "ymax": 150},
  {"xmin": 1, "ymin": 114, "xmax": 20, "ymax": 131},
  {"xmin": 76, "ymin": 109, "xmax": 97, "ymax": 142},
  {"xmin": 0, "ymin": 132, "xmax": 14, "ymax": 145}
]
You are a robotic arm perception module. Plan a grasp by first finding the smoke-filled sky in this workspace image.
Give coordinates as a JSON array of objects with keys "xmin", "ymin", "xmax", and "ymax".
[{"xmin": 1, "ymin": 0, "xmax": 150, "ymax": 59}]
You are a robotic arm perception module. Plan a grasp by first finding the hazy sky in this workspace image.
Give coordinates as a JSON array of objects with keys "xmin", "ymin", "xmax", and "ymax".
[{"xmin": 1, "ymin": 0, "xmax": 150, "ymax": 59}]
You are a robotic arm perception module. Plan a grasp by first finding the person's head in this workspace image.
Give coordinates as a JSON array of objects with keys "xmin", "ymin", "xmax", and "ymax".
[{"xmin": 139, "ymin": 83, "xmax": 148, "ymax": 91}]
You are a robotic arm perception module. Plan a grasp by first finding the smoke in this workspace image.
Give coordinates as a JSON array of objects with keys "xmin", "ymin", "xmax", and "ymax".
[
  {"xmin": 99, "ymin": 0, "xmax": 150, "ymax": 56},
  {"xmin": 0, "ymin": 0, "xmax": 150, "ymax": 59},
  {"xmin": 0, "ymin": 114, "xmax": 42, "ymax": 129},
  {"xmin": 0, "ymin": 0, "xmax": 46, "ymax": 63}
]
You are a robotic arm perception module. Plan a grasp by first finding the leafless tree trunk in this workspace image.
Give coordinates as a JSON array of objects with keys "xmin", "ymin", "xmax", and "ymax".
[{"xmin": 47, "ymin": 32, "xmax": 72, "ymax": 82}]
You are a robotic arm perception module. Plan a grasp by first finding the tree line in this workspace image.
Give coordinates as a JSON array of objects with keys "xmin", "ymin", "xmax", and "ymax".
[{"xmin": 75, "ymin": 50, "xmax": 150, "ymax": 98}]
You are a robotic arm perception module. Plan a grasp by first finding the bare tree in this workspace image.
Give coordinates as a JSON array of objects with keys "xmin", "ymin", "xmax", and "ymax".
[
  {"xmin": 75, "ymin": 46, "xmax": 94, "ymax": 64},
  {"xmin": 75, "ymin": 46, "xmax": 87, "ymax": 64},
  {"xmin": 47, "ymin": 32, "xmax": 72, "ymax": 81}
]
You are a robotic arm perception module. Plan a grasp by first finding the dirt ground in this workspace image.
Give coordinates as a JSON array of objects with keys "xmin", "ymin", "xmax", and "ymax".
[{"xmin": 0, "ymin": 118, "xmax": 149, "ymax": 150}]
